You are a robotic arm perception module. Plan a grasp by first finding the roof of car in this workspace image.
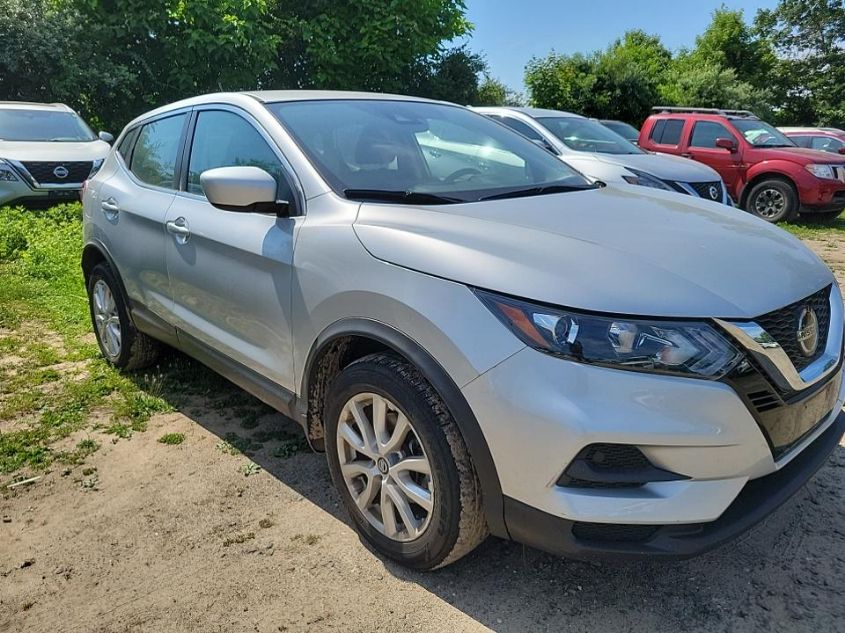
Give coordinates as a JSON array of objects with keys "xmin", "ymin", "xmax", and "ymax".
[
  {"xmin": 125, "ymin": 90, "xmax": 454, "ymax": 128},
  {"xmin": 780, "ymin": 126, "xmax": 845, "ymax": 135},
  {"xmin": 0, "ymin": 101, "xmax": 73, "ymax": 112},
  {"xmin": 474, "ymin": 106, "xmax": 584, "ymax": 119}
]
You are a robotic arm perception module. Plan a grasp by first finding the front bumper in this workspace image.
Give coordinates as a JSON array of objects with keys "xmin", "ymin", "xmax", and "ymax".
[
  {"xmin": 462, "ymin": 344, "xmax": 845, "ymax": 557},
  {"xmin": 504, "ymin": 409, "xmax": 844, "ymax": 559},
  {"xmin": 0, "ymin": 178, "xmax": 81, "ymax": 207}
]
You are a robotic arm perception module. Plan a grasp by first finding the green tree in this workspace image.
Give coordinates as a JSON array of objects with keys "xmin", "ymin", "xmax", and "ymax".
[
  {"xmin": 525, "ymin": 30, "xmax": 670, "ymax": 124},
  {"xmin": 476, "ymin": 76, "xmax": 523, "ymax": 106},
  {"xmin": 756, "ymin": 0, "xmax": 845, "ymax": 126},
  {"xmin": 525, "ymin": 53, "xmax": 600, "ymax": 115},
  {"xmin": 658, "ymin": 62, "xmax": 767, "ymax": 113},
  {"xmin": 689, "ymin": 8, "xmax": 774, "ymax": 85},
  {"xmin": 271, "ymin": 0, "xmax": 472, "ymax": 92},
  {"xmin": 410, "ymin": 46, "xmax": 486, "ymax": 104}
]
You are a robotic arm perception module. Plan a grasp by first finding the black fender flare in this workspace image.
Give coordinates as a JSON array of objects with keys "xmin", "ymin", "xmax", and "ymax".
[{"xmin": 301, "ymin": 318, "xmax": 508, "ymax": 538}]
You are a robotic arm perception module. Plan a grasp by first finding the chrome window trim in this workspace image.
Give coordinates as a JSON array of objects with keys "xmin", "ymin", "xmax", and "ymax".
[{"xmin": 716, "ymin": 284, "xmax": 844, "ymax": 392}]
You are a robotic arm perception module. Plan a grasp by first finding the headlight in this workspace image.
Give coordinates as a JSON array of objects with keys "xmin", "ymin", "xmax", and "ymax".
[
  {"xmin": 89, "ymin": 158, "xmax": 105, "ymax": 177},
  {"xmin": 621, "ymin": 168, "xmax": 674, "ymax": 191},
  {"xmin": 475, "ymin": 290, "xmax": 744, "ymax": 379},
  {"xmin": 805, "ymin": 164, "xmax": 836, "ymax": 180},
  {"xmin": 0, "ymin": 159, "xmax": 18, "ymax": 182}
]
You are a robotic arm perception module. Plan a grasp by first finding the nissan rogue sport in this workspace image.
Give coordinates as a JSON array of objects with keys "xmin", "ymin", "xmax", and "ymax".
[{"xmin": 82, "ymin": 91, "xmax": 845, "ymax": 570}]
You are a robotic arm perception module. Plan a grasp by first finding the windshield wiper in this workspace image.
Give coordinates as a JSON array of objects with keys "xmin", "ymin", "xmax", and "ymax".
[
  {"xmin": 480, "ymin": 183, "xmax": 599, "ymax": 201},
  {"xmin": 343, "ymin": 189, "xmax": 464, "ymax": 205}
]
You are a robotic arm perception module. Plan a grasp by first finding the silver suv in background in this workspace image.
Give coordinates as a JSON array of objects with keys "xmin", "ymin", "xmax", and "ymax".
[
  {"xmin": 475, "ymin": 106, "xmax": 732, "ymax": 205},
  {"xmin": 82, "ymin": 91, "xmax": 844, "ymax": 570},
  {"xmin": 0, "ymin": 102, "xmax": 112, "ymax": 206}
]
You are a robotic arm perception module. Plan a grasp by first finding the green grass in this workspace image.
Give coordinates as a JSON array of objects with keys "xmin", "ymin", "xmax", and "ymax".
[
  {"xmin": 158, "ymin": 432, "xmax": 185, "ymax": 445},
  {"xmin": 782, "ymin": 211, "xmax": 845, "ymax": 239}
]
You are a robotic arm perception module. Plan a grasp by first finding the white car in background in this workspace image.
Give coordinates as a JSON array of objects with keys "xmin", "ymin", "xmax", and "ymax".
[
  {"xmin": 475, "ymin": 106, "xmax": 732, "ymax": 205},
  {"xmin": 0, "ymin": 102, "xmax": 112, "ymax": 207}
]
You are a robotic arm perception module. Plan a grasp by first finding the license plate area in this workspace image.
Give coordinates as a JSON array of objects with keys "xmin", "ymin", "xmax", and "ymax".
[{"xmin": 765, "ymin": 370, "xmax": 842, "ymax": 458}]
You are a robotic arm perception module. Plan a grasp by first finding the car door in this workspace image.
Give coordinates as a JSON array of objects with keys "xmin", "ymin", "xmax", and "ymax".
[
  {"xmin": 95, "ymin": 111, "xmax": 189, "ymax": 322},
  {"xmin": 684, "ymin": 120, "xmax": 743, "ymax": 191},
  {"xmin": 164, "ymin": 107, "xmax": 303, "ymax": 391}
]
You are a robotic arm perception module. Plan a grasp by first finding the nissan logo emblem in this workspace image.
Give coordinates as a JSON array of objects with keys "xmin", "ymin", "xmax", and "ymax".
[
  {"xmin": 796, "ymin": 306, "xmax": 820, "ymax": 357},
  {"xmin": 53, "ymin": 165, "xmax": 69, "ymax": 179},
  {"xmin": 708, "ymin": 185, "xmax": 719, "ymax": 200}
]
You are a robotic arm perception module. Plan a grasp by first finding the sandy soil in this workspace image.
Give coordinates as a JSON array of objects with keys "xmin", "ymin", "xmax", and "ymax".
[{"xmin": 2, "ymin": 241, "xmax": 845, "ymax": 633}]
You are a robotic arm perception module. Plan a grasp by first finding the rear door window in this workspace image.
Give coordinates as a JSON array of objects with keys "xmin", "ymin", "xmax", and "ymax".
[
  {"xmin": 129, "ymin": 114, "xmax": 187, "ymax": 189},
  {"xmin": 649, "ymin": 119, "xmax": 684, "ymax": 146}
]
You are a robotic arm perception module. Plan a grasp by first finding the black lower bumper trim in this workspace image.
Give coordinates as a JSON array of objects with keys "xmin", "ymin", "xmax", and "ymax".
[{"xmin": 504, "ymin": 409, "xmax": 845, "ymax": 560}]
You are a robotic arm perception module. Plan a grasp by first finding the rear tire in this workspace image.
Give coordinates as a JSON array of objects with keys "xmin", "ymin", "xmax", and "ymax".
[
  {"xmin": 87, "ymin": 262, "xmax": 161, "ymax": 370},
  {"xmin": 324, "ymin": 353, "xmax": 487, "ymax": 570},
  {"xmin": 745, "ymin": 179, "xmax": 798, "ymax": 223}
]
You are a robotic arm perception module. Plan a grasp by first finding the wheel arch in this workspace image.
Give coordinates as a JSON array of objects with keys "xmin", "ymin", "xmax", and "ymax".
[
  {"xmin": 739, "ymin": 166, "xmax": 799, "ymax": 209},
  {"xmin": 300, "ymin": 317, "xmax": 507, "ymax": 538},
  {"xmin": 81, "ymin": 241, "xmax": 131, "ymax": 304}
]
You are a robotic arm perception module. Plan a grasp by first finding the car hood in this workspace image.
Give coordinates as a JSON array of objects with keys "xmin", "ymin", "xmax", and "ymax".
[
  {"xmin": 0, "ymin": 140, "xmax": 110, "ymax": 162},
  {"xmin": 750, "ymin": 146, "xmax": 844, "ymax": 164},
  {"xmin": 594, "ymin": 152, "xmax": 722, "ymax": 182},
  {"xmin": 353, "ymin": 185, "xmax": 833, "ymax": 319}
]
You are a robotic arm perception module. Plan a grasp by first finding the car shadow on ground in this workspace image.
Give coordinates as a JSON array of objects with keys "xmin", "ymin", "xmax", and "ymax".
[{"xmin": 132, "ymin": 354, "xmax": 845, "ymax": 633}]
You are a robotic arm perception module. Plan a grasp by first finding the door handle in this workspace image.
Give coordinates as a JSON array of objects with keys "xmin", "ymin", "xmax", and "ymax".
[
  {"xmin": 101, "ymin": 198, "xmax": 120, "ymax": 218},
  {"xmin": 165, "ymin": 217, "xmax": 191, "ymax": 242},
  {"xmin": 681, "ymin": 153, "xmax": 693, "ymax": 158}
]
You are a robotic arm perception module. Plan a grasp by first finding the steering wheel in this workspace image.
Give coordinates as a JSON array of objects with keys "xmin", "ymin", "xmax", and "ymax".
[{"xmin": 444, "ymin": 167, "xmax": 483, "ymax": 184}]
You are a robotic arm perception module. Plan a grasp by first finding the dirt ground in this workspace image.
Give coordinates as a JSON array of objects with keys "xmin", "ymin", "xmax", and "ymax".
[{"xmin": 2, "ymin": 239, "xmax": 845, "ymax": 633}]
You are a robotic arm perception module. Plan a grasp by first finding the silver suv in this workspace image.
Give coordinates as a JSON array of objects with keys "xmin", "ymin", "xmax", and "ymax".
[
  {"xmin": 0, "ymin": 102, "xmax": 112, "ymax": 206},
  {"xmin": 82, "ymin": 91, "xmax": 845, "ymax": 570},
  {"xmin": 475, "ymin": 107, "xmax": 732, "ymax": 205}
]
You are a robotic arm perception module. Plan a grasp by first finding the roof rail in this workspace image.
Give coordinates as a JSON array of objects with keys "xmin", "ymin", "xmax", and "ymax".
[{"xmin": 651, "ymin": 106, "xmax": 758, "ymax": 118}]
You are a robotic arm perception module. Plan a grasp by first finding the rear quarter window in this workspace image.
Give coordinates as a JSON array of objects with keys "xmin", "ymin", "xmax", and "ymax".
[{"xmin": 649, "ymin": 119, "xmax": 684, "ymax": 146}]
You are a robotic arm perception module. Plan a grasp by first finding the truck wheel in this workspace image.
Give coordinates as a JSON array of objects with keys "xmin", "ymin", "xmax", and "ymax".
[
  {"xmin": 324, "ymin": 353, "xmax": 487, "ymax": 570},
  {"xmin": 87, "ymin": 262, "xmax": 161, "ymax": 370},
  {"xmin": 745, "ymin": 179, "xmax": 798, "ymax": 223}
]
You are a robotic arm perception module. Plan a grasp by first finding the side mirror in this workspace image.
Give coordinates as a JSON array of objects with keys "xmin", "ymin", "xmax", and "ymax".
[
  {"xmin": 837, "ymin": 147, "xmax": 845, "ymax": 155},
  {"xmin": 98, "ymin": 131, "xmax": 114, "ymax": 144},
  {"xmin": 532, "ymin": 138, "xmax": 560, "ymax": 155},
  {"xmin": 715, "ymin": 137, "xmax": 737, "ymax": 152},
  {"xmin": 200, "ymin": 166, "xmax": 290, "ymax": 216}
]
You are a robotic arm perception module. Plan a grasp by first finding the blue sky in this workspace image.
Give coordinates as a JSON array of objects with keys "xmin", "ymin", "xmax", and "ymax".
[{"xmin": 462, "ymin": 0, "xmax": 780, "ymax": 91}]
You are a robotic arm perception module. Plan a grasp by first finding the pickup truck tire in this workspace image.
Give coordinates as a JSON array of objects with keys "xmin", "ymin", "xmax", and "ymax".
[
  {"xmin": 745, "ymin": 179, "xmax": 798, "ymax": 223},
  {"xmin": 87, "ymin": 262, "xmax": 162, "ymax": 370},
  {"xmin": 324, "ymin": 353, "xmax": 487, "ymax": 570}
]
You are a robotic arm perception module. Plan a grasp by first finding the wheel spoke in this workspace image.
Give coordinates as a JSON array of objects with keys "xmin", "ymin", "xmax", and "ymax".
[
  {"xmin": 372, "ymin": 394, "xmax": 389, "ymax": 449},
  {"xmin": 350, "ymin": 399, "xmax": 377, "ymax": 455},
  {"xmin": 382, "ymin": 412, "xmax": 411, "ymax": 455},
  {"xmin": 385, "ymin": 481, "xmax": 420, "ymax": 538},
  {"xmin": 392, "ymin": 456, "xmax": 430, "ymax": 476},
  {"xmin": 392, "ymin": 473, "xmax": 432, "ymax": 512},
  {"xmin": 380, "ymin": 483, "xmax": 398, "ymax": 538},
  {"xmin": 354, "ymin": 472, "xmax": 381, "ymax": 511},
  {"xmin": 338, "ymin": 420, "xmax": 367, "ymax": 455}
]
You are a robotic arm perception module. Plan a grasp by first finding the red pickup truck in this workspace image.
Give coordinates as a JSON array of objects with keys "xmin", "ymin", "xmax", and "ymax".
[{"xmin": 638, "ymin": 107, "xmax": 845, "ymax": 222}]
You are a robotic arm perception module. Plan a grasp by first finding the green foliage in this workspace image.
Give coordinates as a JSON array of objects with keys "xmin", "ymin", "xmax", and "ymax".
[
  {"xmin": 158, "ymin": 433, "xmax": 185, "ymax": 445},
  {"xmin": 756, "ymin": 0, "xmax": 845, "ymax": 127},
  {"xmin": 658, "ymin": 61, "xmax": 766, "ymax": 113},
  {"xmin": 477, "ymin": 76, "xmax": 524, "ymax": 107},
  {"xmin": 689, "ymin": 8, "xmax": 774, "ymax": 85}
]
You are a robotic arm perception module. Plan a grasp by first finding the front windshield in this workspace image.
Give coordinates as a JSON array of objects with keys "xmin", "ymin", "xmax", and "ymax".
[
  {"xmin": 731, "ymin": 119, "xmax": 796, "ymax": 147},
  {"xmin": 266, "ymin": 100, "xmax": 592, "ymax": 203},
  {"xmin": 537, "ymin": 117, "xmax": 643, "ymax": 155},
  {"xmin": 0, "ymin": 109, "xmax": 96, "ymax": 142}
]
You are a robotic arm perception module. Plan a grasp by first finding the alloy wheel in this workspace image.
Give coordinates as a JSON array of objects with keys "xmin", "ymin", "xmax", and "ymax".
[
  {"xmin": 92, "ymin": 279, "xmax": 122, "ymax": 358},
  {"xmin": 754, "ymin": 188, "xmax": 786, "ymax": 219},
  {"xmin": 336, "ymin": 392, "xmax": 434, "ymax": 542}
]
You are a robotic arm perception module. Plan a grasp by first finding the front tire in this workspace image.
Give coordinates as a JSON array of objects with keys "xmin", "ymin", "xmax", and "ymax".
[
  {"xmin": 745, "ymin": 178, "xmax": 798, "ymax": 223},
  {"xmin": 324, "ymin": 353, "xmax": 487, "ymax": 570},
  {"xmin": 87, "ymin": 262, "xmax": 161, "ymax": 370}
]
